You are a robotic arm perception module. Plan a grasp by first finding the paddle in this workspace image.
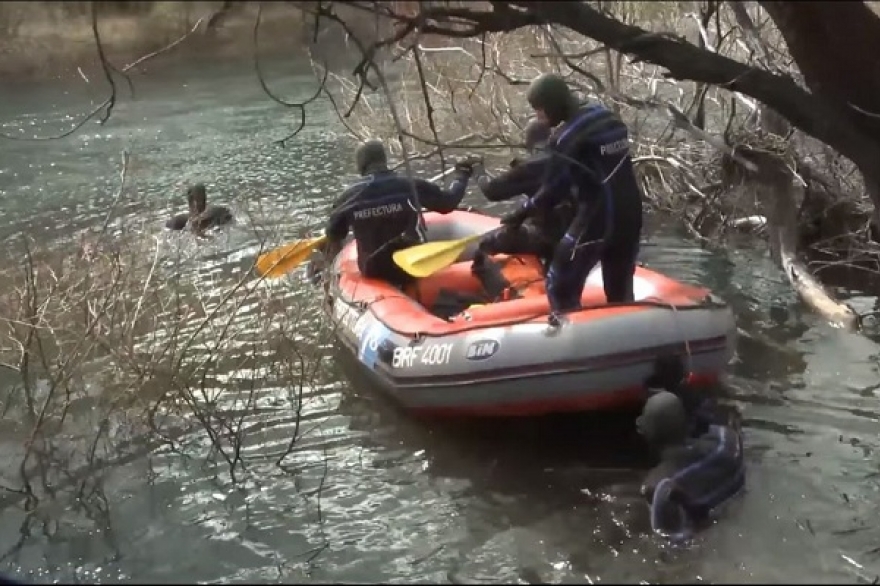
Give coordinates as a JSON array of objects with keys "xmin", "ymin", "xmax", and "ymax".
[
  {"xmin": 254, "ymin": 167, "xmax": 459, "ymax": 279},
  {"xmin": 393, "ymin": 228, "xmax": 501, "ymax": 279},
  {"xmin": 255, "ymin": 235, "xmax": 329, "ymax": 279}
]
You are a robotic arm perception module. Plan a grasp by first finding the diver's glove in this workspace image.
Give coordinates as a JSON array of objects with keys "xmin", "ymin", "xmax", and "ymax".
[{"xmin": 454, "ymin": 156, "xmax": 483, "ymax": 177}]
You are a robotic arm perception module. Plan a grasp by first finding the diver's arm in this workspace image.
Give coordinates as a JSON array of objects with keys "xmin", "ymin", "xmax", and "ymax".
[
  {"xmin": 325, "ymin": 187, "xmax": 355, "ymax": 242},
  {"xmin": 414, "ymin": 171, "xmax": 471, "ymax": 213},
  {"xmin": 478, "ymin": 157, "xmax": 544, "ymax": 202}
]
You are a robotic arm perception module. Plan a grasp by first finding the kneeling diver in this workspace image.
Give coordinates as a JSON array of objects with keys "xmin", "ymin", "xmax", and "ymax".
[
  {"xmin": 636, "ymin": 390, "xmax": 745, "ymax": 541},
  {"xmin": 473, "ymin": 118, "xmax": 572, "ymax": 271},
  {"xmin": 463, "ymin": 119, "xmax": 575, "ymax": 307}
]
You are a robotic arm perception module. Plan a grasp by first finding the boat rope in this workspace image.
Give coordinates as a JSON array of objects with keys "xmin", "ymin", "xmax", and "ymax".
[{"xmin": 645, "ymin": 296, "xmax": 695, "ymax": 379}]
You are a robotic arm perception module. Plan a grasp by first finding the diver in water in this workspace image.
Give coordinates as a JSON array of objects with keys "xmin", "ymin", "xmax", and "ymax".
[
  {"xmin": 636, "ymin": 390, "xmax": 745, "ymax": 541},
  {"xmin": 645, "ymin": 354, "xmax": 728, "ymax": 438},
  {"xmin": 473, "ymin": 118, "xmax": 572, "ymax": 271},
  {"xmin": 165, "ymin": 184, "xmax": 234, "ymax": 235}
]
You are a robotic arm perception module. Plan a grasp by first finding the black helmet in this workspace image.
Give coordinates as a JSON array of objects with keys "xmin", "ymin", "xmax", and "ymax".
[
  {"xmin": 523, "ymin": 118, "xmax": 552, "ymax": 152},
  {"xmin": 355, "ymin": 139, "xmax": 388, "ymax": 175},
  {"xmin": 526, "ymin": 73, "xmax": 576, "ymax": 126},
  {"xmin": 636, "ymin": 391, "xmax": 688, "ymax": 447}
]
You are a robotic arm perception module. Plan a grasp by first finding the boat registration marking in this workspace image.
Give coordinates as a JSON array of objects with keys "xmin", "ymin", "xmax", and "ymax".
[{"xmin": 392, "ymin": 342, "xmax": 454, "ymax": 369}]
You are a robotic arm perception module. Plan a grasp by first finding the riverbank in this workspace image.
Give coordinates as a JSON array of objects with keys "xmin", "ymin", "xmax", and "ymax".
[{"xmin": 0, "ymin": 2, "xmax": 309, "ymax": 83}]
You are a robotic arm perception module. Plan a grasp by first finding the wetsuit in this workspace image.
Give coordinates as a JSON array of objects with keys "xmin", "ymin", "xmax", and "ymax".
[
  {"xmin": 189, "ymin": 205, "xmax": 233, "ymax": 233},
  {"xmin": 477, "ymin": 154, "xmax": 572, "ymax": 268},
  {"xmin": 325, "ymin": 169, "xmax": 470, "ymax": 288},
  {"xmin": 642, "ymin": 424, "xmax": 745, "ymax": 540},
  {"xmin": 512, "ymin": 104, "xmax": 643, "ymax": 312},
  {"xmin": 166, "ymin": 206, "xmax": 233, "ymax": 232}
]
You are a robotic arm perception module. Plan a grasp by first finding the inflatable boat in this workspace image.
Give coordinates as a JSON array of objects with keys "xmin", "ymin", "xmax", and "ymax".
[{"xmin": 324, "ymin": 210, "xmax": 736, "ymax": 417}]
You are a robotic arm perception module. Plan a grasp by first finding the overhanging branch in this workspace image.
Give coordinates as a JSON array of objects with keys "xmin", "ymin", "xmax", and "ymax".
[
  {"xmin": 371, "ymin": 1, "xmax": 877, "ymax": 168},
  {"xmin": 504, "ymin": 1, "xmax": 875, "ymax": 163}
]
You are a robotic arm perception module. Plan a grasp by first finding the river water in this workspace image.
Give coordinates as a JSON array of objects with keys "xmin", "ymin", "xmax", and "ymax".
[{"xmin": 1, "ymin": 58, "xmax": 879, "ymax": 584}]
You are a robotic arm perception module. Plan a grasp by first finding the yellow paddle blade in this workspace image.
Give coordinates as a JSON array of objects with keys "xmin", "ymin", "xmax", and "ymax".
[
  {"xmin": 255, "ymin": 235, "xmax": 328, "ymax": 279},
  {"xmin": 393, "ymin": 233, "xmax": 484, "ymax": 278}
]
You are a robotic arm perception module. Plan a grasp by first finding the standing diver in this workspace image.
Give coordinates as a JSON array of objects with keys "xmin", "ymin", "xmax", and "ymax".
[
  {"xmin": 500, "ymin": 74, "xmax": 644, "ymax": 319},
  {"xmin": 325, "ymin": 139, "xmax": 476, "ymax": 290},
  {"xmin": 636, "ymin": 390, "xmax": 745, "ymax": 541},
  {"xmin": 165, "ymin": 183, "xmax": 234, "ymax": 236},
  {"xmin": 473, "ymin": 118, "xmax": 573, "ymax": 271}
]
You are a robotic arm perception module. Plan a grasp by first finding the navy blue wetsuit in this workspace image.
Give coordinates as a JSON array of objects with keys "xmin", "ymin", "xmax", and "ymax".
[
  {"xmin": 478, "ymin": 154, "xmax": 572, "ymax": 267},
  {"xmin": 519, "ymin": 104, "xmax": 643, "ymax": 312},
  {"xmin": 642, "ymin": 424, "xmax": 745, "ymax": 540},
  {"xmin": 326, "ymin": 169, "xmax": 470, "ymax": 288}
]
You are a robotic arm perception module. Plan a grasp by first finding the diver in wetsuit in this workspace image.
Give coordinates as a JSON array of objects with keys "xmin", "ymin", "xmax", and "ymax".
[
  {"xmin": 165, "ymin": 184, "xmax": 234, "ymax": 235},
  {"xmin": 501, "ymin": 74, "xmax": 644, "ymax": 317},
  {"xmin": 636, "ymin": 391, "xmax": 745, "ymax": 540},
  {"xmin": 325, "ymin": 139, "xmax": 476, "ymax": 289},
  {"xmin": 473, "ymin": 118, "xmax": 573, "ymax": 270}
]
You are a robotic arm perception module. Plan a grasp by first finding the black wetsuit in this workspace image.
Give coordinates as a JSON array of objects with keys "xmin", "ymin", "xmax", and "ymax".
[
  {"xmin": 478, "ymin": 154, "xmax": 572, "ymax": 267},
  {"xmin": 642, "ymin": 424, "xmax": 745, "ymax": 540},
  {"xmin": 326, "ymin": 169, "xmax": 470, "ymax": 288},
  {"xmin": 191, "ymin": 205, "xmax": 233, "ymax": 232},
  {"xmin": 166, "ymin": 206, "xmax": 233, "ymax": 232},
  {"xmin": 521, "ymin": 103, "xmax": 644, "ymax": 311}
]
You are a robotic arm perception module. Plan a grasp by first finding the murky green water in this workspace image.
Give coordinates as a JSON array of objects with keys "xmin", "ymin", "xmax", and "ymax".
[{"xmin": 1, "ymin": 58, "xmax": 879, "ymax": 584}]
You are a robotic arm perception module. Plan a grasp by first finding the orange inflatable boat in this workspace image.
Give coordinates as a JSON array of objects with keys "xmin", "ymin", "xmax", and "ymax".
[{"xmin": 324, "ymin": 210, "xmax": 736, "ymax": 417}]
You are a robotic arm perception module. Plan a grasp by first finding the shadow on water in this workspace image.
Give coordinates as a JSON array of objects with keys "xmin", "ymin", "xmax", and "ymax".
[{"xmin": 0, "ymin": 58, "xmax": 880, "ymax": 584}]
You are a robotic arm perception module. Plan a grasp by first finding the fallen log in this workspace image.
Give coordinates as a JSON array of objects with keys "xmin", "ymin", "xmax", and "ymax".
[
  {"xmin": 746, "ymin": 107, "xmax": 860, "ymax": 330},
  {"xmin": 770, "ymin": 171, "xmax": 860, "ymax": 330}
]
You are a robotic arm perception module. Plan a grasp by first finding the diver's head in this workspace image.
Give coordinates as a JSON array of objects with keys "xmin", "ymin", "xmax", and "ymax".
[
  {"xmin": 187, "ymin": 183, "xmax": 208, "ymax": 215},
  {"xmin": 526, "ymin": 73, "xmax": 578, "ymax": 127},
  {"xmin": 636, "ymin": 391, "xmax": 688, "ymax": 449},
  {"xmin": 354, "ymin": 139, "xmax": 389, "ymax": 176}
]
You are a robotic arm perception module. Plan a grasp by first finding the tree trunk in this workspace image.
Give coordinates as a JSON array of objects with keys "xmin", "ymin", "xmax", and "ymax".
[
  {"xmin": 752, "ymin": 108, "xmax": 859, "ymax": 330},
  {"xmin": 758, "ymin": 1, "xmax": 880, "ymax": 222},
  {"xmin": 758, "ymin": 1, "xmax": 880, "ymax": 134}
]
